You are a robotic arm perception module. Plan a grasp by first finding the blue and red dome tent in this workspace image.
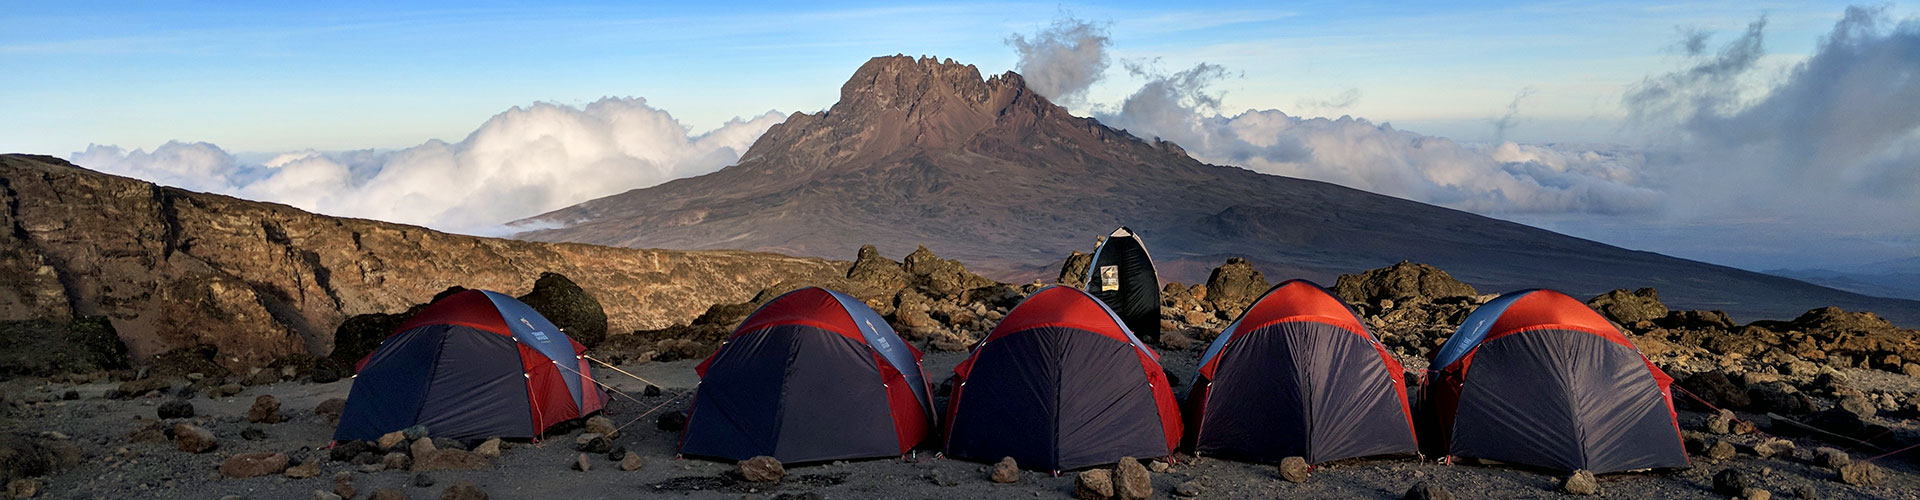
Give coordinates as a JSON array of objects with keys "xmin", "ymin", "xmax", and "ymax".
[
  {"xmin": 1183, "ymin": 280, "xmax": 1416, "ymax": 464},
  {"xmin": 1420, "ymin": 289, "xmax": 1687, "ymax": 473},
  {"xmin": 334, "ymin": 289, "xmax": 607, "ymax": 442},
  {"xmin": 943, "ymin": 286, "xmax": 1181, "ymax": 471},
  {"xmin": 680, "ymin": 287, "xmax": 933, "ymax": 463}
]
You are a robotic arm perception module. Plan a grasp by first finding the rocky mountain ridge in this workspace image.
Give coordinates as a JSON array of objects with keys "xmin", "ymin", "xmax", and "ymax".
[
  {"xmin": 0, "ymin": 154, "xmax": 847, "ymax": 372},
  {"xmin": 515, "ymin": 55, "xmax": 1920, "ymax": 326}
]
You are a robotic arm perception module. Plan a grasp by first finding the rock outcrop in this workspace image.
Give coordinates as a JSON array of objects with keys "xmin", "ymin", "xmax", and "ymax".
[
  {"xmin": 1204, "ymin": 258, "xmax": 1269, "ymax": 313},
  {"xmin": 0, "ymin": 154, "xmax": 847, "ymax": 372},
  {"xmin": 1587, "ymin": 288, "xmax": 1669, "ymax": 325},
  {"xmin": 0, "ymin": 317, "xmax": 127, "ymax": 378},
  {"xmin": 1056, "ymin": 251, "xmax": 1092, "ymax": 285},
  {"xmin": 1332, "ymin": 261, "xmax": 1477, "ymax": 306},
  {"xmin": 514, "ymin": 272, "xmax": 608, "ymax": 348}
]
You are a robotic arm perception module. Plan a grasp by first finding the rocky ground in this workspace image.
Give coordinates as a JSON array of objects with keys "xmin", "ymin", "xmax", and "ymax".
[{"xmin": 3, "ymin": 247, "xmax": 1920, "ymax": 499}]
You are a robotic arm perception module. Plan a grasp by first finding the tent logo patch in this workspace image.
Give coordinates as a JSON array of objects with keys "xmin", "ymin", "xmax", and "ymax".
[
  {"xmin": 1099, "ymin": 265, "xmax": 1119, "ymax": 291},
  {"xmin": 519, "ymin": 317, "xmax": 551, "ymax": 342}
]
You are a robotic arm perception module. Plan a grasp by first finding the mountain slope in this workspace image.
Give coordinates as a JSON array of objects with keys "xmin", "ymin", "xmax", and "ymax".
[
  {"xmin": 0, "ymin": 154, "xmax": 847, "ymax": 370},
  {"xmin": 1771, "ymin": 257, "xmax": 1920, "ymax": 301},
  {"xmin": 517, "ymin": 55, "xmax": 1920, "ymax": 326}
]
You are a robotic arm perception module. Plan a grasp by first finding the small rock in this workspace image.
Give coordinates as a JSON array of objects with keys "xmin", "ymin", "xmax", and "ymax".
[
  {"xmin": 473, "ymin": 438, "xmax": 501, "ymax": 459},
  {"xmin": 241, "ymin": 427, "xmax": 267, "ymax": 441},
  {"xmin": 1753, "ymin": 438, "xmax": 1795, "ymax": 459},
  {"xmin": 1707, "ymin": 440, "xmax": 1737, "ymax": 460},
  {"xmin": 410, "ymin": 437, "xmax": 437, "ymax": 458},
  {"xmin": 1681, "ymin": 372, "xmax": 1752, "ymax": 409},
  {"xmin": 410, "ymin": 473, "xmax": 435, "ymax": 487},
  {"xmin": 157, "ymin": 399, "xmax": 195, "ymax": 419},
  {"xmin": 369, "ymin": 489, "xmax": 408, "ymax": 500},
  {"xmin": 1714, "ymin": 469, "xmax": 1752, "ymax": 496},
  {"xmin": 643, "ymin": 385, "xmax": 662, "ymax": 397},
  {"xmin": 1742, "ymin": 488, "xmax": 1771, "ymax": 500},
  {"xmin": 329, "ymin": 441, "xmax": 374, "ymax": 462},
  {"xmin": 7, "ymin": 479, "xmax": 44, "ymax": 499},
  {"xmin": 1148, "ymin": 460, "xmax": 1171, "ymax": 473},
  {"xmin": 1812, "ymin": 447, "xmax": 1851, "ymax": 469},
  {"xmin": 314, "ymin": 398, "xmax": 347, "ymax": 419},
  {"xmin": 1837, "ymin": 396, "xmax": 1877, "ymax": 420},
  {"xmin": 402, "ymin": 425, "xmax": 429, "ymax": 441},
  {"xmin": 382, "ymin": 452, "xmax": 413, "ymax": 470},
  {"xmin": 333, "ymin": 471, "xmax": 357, "ymax": 499},
  {"xmin": 989, "ymin": 456, "xmax": 1019, "ymax": 483},
  {"xmin": 209, "ymin": 384, "xmax": 243, "ymax": 398},
  {"xmin": 1558, "ymin": 469, "xmax": 1598, "ymax": 495},
  {"xmin": 221, "ymin": 452, "xmax": 291, "ymax": 478},
  {"xmin": 656, "ymin": 412, "xmax": 687, "ymax": 431},
  {"xmin": 438, "ymin": 481, "xmax": 487, "ymax": 500},
  {"xmin": 1404, "ymin": 480, "xmax": 1453, "ymax": 500},
  {"xmin": 1277, "ymin": 456, "xmax": 1311, "ymax": 483},
  {"xmin": 1075, "ymin": 469, "xmax": 1114, "ymax": 500},
  {"xmin": 1706, "ymin": 409, "xmax": 1736, "ymax": 434},
  {"xmin": 618, "ymin": 453, "xmax": 644, "ymax": 471},
  {"xmin": 1173, "ymin": 480, "xmax": 1205, "ymax": 498},
  {"xmin": 584, "ymin": 416, "xmax": 619, "ymax": 438},
  {"xmin": 313, "ymin": 491, "xmax": 342, "ymax": 500},
  {"xmin": 1837, "ymin": 462, "xmax": 1882, "ymax": 486},
  {"xmin": 1115, "ymin": 457, "xmax": 1152, "ymax": 500},
  {"xmin": 174, "ymin": 423, "xmax": 217, "ymax": 453},
  {"xmin": 247, "ymin": 394, "xmax": 281, "ymax": 423},
  {"xmin": 571, "ymin": 453, "xmax": 590, "ymax": 472},
  {"xmin": 738, "ymin": 456, "xmax": 784, "ymax": 483},
  {"xmin": 126, "ymin": 420, "xmax": 168, "ymax": 444},
  {"xmin": 573, "ymin": 433, "xmax": 610, "ymax": 454},
  {"xmin": 377, "ymin": 431, "xmax": 407, "ymax": 451},
  {"xmin": 606, "ymin": 446, "xmax": 626, "ymax": 461},
  {"xmin": 286, "ymin": 460, "xmax": 322, "ymax": 478},
  {"xmin": 1792, "ymin": 485, "xmax": 1816, "ymax": 498}
]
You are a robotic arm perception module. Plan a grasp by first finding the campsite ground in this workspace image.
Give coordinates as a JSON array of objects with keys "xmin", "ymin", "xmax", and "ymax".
[{"xmin": 6, "ymin": 349, "xmax": 1918, "ymax": 500}]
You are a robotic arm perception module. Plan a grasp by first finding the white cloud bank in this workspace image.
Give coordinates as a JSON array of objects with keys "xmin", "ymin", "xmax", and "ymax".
[
  {"xmin": 73, "ymin": 98, "xmax": 784, "ymax": 232},
  {"xmin": 1008, "ymin": 8, "xmax": 1920, "ymax": 268},
  {"xmin": 1092, "ymin": 62, "xmax": 1660, "ymax": 215},
  {"xmin": 1623, "ymin": 6, "xmax": 1920, "ymax": 235},
  {"xmin": 1004, "ymin": 22, "xmax": 1661, "ymax": 216}
]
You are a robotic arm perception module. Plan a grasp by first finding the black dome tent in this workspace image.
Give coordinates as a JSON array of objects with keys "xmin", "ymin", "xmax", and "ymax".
[{"xmin": 1083, "ymin": 227, "xmax": 1161, "ymax": 343}]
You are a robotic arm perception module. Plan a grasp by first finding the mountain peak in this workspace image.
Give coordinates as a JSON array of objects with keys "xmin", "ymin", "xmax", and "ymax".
[{"xmin": 834, "ymin": 54, "xmax": 1030, "ymax": 117}]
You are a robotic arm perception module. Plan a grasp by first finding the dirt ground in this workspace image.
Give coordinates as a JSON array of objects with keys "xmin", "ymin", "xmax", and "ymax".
[{"xmin": 3, "ymin": 348, "xmax": 1917, "ymax": 500}]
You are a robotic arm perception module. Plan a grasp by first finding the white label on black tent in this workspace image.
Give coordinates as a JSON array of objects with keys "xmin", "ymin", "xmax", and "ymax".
[{"xmin": 1099, "ymin": 265, "xmax": 1120, "ymax": 291}]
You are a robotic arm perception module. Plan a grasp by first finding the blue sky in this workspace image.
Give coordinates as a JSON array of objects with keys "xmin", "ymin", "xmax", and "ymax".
[
  {"xmin": 2, "ymin": 1, "xmax": 1878, "ymax": 152},
  {"xmin": 3, "ymin": 1, "xmax": 1917, "ymax": 275}
]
